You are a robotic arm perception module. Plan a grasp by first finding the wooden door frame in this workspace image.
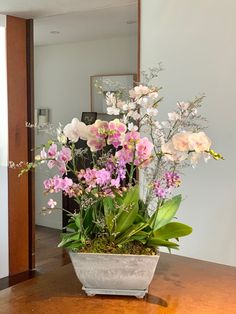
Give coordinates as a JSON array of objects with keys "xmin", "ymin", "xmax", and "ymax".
[{"xmin": 7, "ymin": 16, "xmax": 35, "ymax": 275}]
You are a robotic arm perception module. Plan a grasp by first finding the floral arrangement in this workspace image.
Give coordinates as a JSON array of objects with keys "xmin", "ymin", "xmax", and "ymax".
[{"xmin": 16, "ymin": 70, "xmax": 223, "ymax": 255}]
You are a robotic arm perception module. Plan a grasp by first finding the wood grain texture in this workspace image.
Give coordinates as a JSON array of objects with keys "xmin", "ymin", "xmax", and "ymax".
[
  {"xmin": 0, "ymin": 253, "xmax": 235, "ymax": 314},
  {"xmin": 7, "ymin": 16, "xmax": 29, "ymax": 275}
]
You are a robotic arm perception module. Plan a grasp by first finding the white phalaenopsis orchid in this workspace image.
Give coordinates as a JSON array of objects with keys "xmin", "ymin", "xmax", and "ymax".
[
  {"xmin": 168, "ymin": 112, "xmax": 180, "ymax": 121},
  {"xmin": 99, "ymin": 76, "xmax": 222, "ymax": 206},
  {"xmin": 63, "ymin": 118, "xmax": 90, "ymax": 142},
  {"xmin": 105, "ymin": 92, "xmax": 117, "ymax": 107},
  {"xmin": 107, "ymin": 106, "xmax": 120, "ymax": 115}
]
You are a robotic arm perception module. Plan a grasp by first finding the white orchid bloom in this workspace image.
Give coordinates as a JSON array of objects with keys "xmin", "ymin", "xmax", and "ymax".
[
  {"xmin": 107, "ymin": 106, "xmax": 120, "ymax": 115},
  {"xmin": 168, "ymin": 112, "xmax": 180, "ymax": 121},
  {"xmin": 128, "ymin": 122, "xmax": 138, "ymax": 131},
  {"xmin": 63, "ymin": 118, "xmax": 89, "ymax": 142},
  {"xmin": 147, "ymin": 108, "xmax": 158, "ymax": 116}
]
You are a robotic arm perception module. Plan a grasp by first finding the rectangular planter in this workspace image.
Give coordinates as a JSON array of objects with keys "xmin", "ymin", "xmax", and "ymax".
[{"xmin": 69, "ymin": 251, "xmax": 159, "ymax": 298}]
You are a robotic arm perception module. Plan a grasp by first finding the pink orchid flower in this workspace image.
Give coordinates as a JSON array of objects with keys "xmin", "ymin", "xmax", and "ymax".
[
  {"xmin": 48, "ymin": 143, "xmax": 58, "ymax": 158},
  {"xmin": 48, "ymin": 199, "xmax": 57, "ymax": 209}
]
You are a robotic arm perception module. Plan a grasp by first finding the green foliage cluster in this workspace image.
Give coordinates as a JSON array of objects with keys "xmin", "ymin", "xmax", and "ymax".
[{"xmin": 58, "ymin": 185, "xmax": 192, "ymax": 254}]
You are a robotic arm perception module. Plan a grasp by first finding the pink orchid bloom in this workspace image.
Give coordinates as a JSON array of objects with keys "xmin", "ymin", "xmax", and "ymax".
[
  {"xmin": 108, "ymin": 119, "xmax": 126, "ymax": 133},
  {"xmin": 58, "ymin": 146, "xmax": 72, "ymax": 163},
  {"xmin": 83, "ymin": 168, "xmax": 97, "ymax": 188},
  {"xmin": 89, "ymin": 120, "xmax": 109, "ymax": 139},
  {"xmin": 58, "ymin": 161, "xmax": 67, "ymax": 175},
  {"xmin": 87, "ymin": 120, "xmax": 109, "ymax": 152},
  {"xmin": 40, "ymin": 147, "xmax": 47, "ymax": 159},
  {"xmin": 60, "ymin": 177, "xmax": 73, "ymax": 192},
  {"xmin": 107, "ymin": 119, "xmax": 126, "ymax": 148},
  {"xmin": 96, "ymin": 169, "xmax": 111, "ymax": 186},
  {"xmin": 47, "ymin": 199, "xmax": 57, "ymax": 209},
  {"xmin": 87, "ymin": 138, "xmax": 106, "ymax": 152},
  {"xmin": 111, "ymin": 177, "xmax": 120, "ymax": 188},
  {"xmin": 47, "ymin": 160, "xmax": 57, "ymax": 169},
  {"xmin": 124, "ymin": 131, "xmax": 140, "ymax": 143},
  {"xmin": 53, "ymin": 176, "xmax": 63, "ymax": 192},
  {"xmin": 115, "ymin": 148, "xmax": 133, "ymax": 164},
  {"xmin": 48, "ymin": 143, "xmax": 57, "ymax": 158},
  {"xmin": 43, "ymin": 178, "xmax": 54, "ymax": 190},
  {"xmin": 136, "ymin": 137, "xmax": 154, "ymax": 162}
]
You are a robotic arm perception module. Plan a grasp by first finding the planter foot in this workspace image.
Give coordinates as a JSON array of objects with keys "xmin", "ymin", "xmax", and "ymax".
[{"xmin": 82, "ymin": 286, "xmax": 147, "ymax": 298}]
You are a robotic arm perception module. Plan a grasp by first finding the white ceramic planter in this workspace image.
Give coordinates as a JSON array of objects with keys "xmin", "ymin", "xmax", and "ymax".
[{"xmin": 69, "ymin": 251, "xmax": 159, "ymax": 298}]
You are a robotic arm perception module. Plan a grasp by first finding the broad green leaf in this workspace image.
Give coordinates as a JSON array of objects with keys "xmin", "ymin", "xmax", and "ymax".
[
  {"xmin": 83, "ymin": 206, "xmax": 94, "ymax": 234},
  {"xmin": 66, "ymin": 222, "xmax": 77, "ymax": 231},
  {"xmin": 119, "ymin": 185, "xmax": 139, "ymax": 212},
  {"xmin": 114, "ymin": 194, "xmax": 125, "ymax": 207},
  {"xmin": 147, "ymin": 237, "xmax": 179, "ymax": 249},
  {"xmin": 64, "ymin": 241, "xmax": 84, "ymax": 250},
  {"xmin": 153, "ymin": 222, "xmax": 192, "ymax": 240},
  {"xmin": 75, "ymin": 215, "xmax": 81, "ymax": 229},
  {"xmin": 148, "ymin": 195, "xmax": 182, "ymax": 230},
  {"xmin": 58, "ymin": 232, "xmax": 81, "ymax": 247},
  {"xmin": 115, "ymin": 185, "xmax": 139, "ymax": 235},
  {"xmin": 115, "ymin": 222, "xmax": 148, "ymax": 244},
  {"xmin": 103, "ymin": 197, "xmax": 115, "ymax": 234}
]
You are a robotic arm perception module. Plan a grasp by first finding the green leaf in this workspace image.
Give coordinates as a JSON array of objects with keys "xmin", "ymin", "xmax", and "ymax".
[
  {"xmin": 115, "ymin": 222, "xmax": 148, "ymax": 245},
  {"xmin": 83, "ymin": 206, "xmax": 94, "ymax": 234},
  {"xmin": 66, "ymin": 222, "xmax": 77, "ymax": 231},
  {"xmin": 147, "ymin": 237, "xmax": 179, "ymax": 249},
  {"xmin": 134, "ymin": 214, "xmax": 147, "ymax": 224},
  {"xmin": 130, "ymin": 230, "xmax": 150, "ymax": 244},
  {"xmin": 115, "ymin": 185, "xmax": 139, "ymax": 235},
  {"xmin": 153, "ymin": 222, "xmax": 192, "ymax": 240},
  {"xmin": 75, "ymin": 215, "xmax": 81, "ymax": 229},
  {"xmin": 148, "ymin": 195, "xmax": 182, "ymax": 230},
  {"xmin": 138, "ymin": 199, "xmax": 149, "ymax": 218},
  {"xmin": 103, "ymin": 197, "xmax": 115, "ymax": 234},
  {"xmin": 64, "ymin": 241, "xmax": 84, "ymax": 251},
  {"xmin": 114, "ymin": 194, "xmax": 125, "ymax": 207},
  {"xmin": 58, "ymin": 232, "xmax": 81, "ymax": 248}
]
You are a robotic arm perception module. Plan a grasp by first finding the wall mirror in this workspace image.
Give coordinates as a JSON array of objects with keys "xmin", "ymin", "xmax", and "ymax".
[{"xmin": 30, "ymin": 0, "xmax": 139, "ymax": 272}]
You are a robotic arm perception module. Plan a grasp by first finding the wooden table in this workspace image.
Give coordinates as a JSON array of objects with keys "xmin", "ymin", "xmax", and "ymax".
[{"xmin": 0, "ymin": 253, "xmax": 235, "ymax": 314}]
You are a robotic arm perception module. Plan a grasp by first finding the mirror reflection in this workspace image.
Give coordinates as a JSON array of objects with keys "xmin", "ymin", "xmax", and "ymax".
[{"xmin": 33, "ymin": 2, "xmax": 138, "ymax": 272}]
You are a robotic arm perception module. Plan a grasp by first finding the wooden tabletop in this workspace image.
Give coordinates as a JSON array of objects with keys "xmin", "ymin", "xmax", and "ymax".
[{"xmin": 0, "ymin": 253, "xmax": 235, "ymax": 314}]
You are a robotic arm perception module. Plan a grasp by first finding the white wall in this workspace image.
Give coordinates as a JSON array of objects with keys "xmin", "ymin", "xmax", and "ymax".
[
  {"xmin": 0, "ymin": 14, "xmax": 9, "ymax": 278},
  {"xmin": 141, "ymin": 0, "xmax": 236, "ymax": 266},
  {"xmin": 35, "ymin": 35, "xmax": 137, "ymax": 229}
]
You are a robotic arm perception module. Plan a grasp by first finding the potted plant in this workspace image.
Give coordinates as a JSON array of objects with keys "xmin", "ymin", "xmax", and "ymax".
[{"xmin": 16, "ymin": 71, "xmax": 223, "ymax": 298}]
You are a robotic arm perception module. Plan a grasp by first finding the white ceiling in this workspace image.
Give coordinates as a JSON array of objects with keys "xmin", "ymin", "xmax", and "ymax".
[
  {"xmin": 34, "ymin": 3, "xmax": 138, "ymax": 46},
  {"xmin": 0, "ymin": 0, "xmax": 138, "ymax": 46},
  {"xmin": 0, "ymin": 0, "xmax": 137, "ymax": 19}
]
